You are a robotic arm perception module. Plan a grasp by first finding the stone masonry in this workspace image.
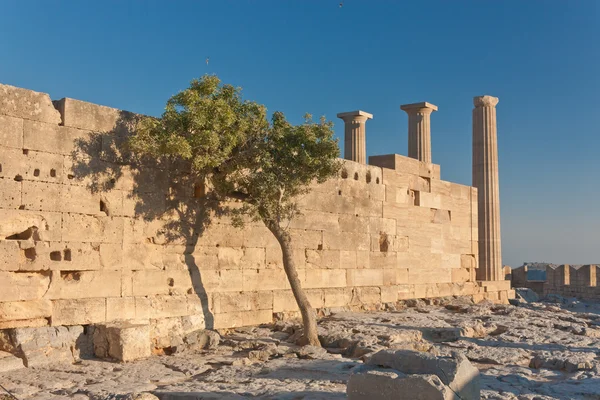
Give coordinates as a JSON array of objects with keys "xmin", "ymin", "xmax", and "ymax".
[{"xmin": 0, "ymin": 83, "xmax": 513, "ymax": 362}]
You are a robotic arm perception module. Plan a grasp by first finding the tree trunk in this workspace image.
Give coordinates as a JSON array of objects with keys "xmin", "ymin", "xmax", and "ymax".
[{"xmin": 266, "ymin": 223, "xmax": 321, "ymax": 347}]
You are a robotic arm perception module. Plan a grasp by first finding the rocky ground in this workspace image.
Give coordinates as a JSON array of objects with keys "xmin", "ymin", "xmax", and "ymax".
[{"xmin": 2, "ymin": 294, "xmax": 600, "ymax": 400}]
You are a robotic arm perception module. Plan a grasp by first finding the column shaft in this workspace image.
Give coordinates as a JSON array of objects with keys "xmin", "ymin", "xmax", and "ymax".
[
  {"xmin": 473, "ymin": 95, "xmax": 502, "ymax": 281},
  {"xmin": 401, "ymin": 102, "xmax": 437, "ymax": 163},
  {"xmin": 337, "ymin": 111, "xmax": 373, "ymax": 164}
]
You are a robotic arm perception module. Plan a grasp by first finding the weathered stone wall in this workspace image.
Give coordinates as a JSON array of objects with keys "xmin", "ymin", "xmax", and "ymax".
[
  {"xmin": 543, "ymin": 264, "xmax": 599, "ymax": 300},
  {"xmin": 0, "ymin": 83, "xmax": 512, "ymax": 348}
]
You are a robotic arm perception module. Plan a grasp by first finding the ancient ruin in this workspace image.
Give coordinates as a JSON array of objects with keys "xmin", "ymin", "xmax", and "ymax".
[{"xmin": 0, "ymin": 83, "xmax": 521, "ymax": 396}]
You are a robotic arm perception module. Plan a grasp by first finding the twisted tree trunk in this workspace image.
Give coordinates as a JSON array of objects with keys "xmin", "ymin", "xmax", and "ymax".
[{"xmin": 266, "ymin": 223, "xmax": 320, "ymax": 347}]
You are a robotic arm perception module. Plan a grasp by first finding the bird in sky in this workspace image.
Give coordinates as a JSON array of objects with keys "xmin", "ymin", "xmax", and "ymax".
[
  {"xmin": 339, "ymin": 2, "xmax": 343, "ymax": 8},
  {"xmin": 206, "ymin": 57, "xmax": 210, "ymax": 66}
]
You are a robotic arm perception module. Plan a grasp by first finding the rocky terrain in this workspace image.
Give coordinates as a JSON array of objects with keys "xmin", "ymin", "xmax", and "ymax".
[{"xmin": 2, "ymin": 293, "xmax": 600, "ymax": 399}]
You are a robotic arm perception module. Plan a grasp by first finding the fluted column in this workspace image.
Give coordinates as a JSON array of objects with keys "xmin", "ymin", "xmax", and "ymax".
[
  {"xmin": 473, "ymin": 95, "xmax": 502, "ymax": 281},
  {"xmin": 337, "ymin": 110, "xmax": 373, "ymax": 164},
  {"xmin": 400, "ymin": 102, "xmax": 438, "ymax": 163}
]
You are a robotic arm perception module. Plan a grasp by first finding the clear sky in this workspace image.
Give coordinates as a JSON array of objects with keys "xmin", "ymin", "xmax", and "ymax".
[{"xmin": 1, "ymin": 1, "xmax": 598, "ymax": 267}]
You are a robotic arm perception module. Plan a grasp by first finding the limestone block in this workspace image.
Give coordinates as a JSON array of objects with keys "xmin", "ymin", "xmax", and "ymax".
[
  {"xmin": 45, "ymin": 270, "xmax": 122, "ymax": 299},
  {"xmin": 336, "ymin": 179, "xmax": 371, "ymax": 199},
  {"xmin": 369, "ymin": 252, "xmax": 397, "ymax": 270},
  {"xmin": 99, "ymin": 243, "xmax": 124, "ymax": 270},
  {"xmin": 347, "ymin": 269, "xmax": 384, "ymax": 287},
  {"xmin": 461, "ymin": 254, "xmax": 476, "ymax": 269},
  {"xmin": 383, "ymin": 202, "xmax": 426, "ymax": 222},
  {"xmin": 212, "ymin": 291, "xmax": 273, "ymax": 314},
  {"xmin": 409, "ymin": 176, "xmax": 431, "ymax": 194},
  {"xmin": 340, "ymin": 250, "xmax": 357, "ymax": 269},
  {"xmin": 0, "ymin": 146, "xmax": 64, "ymax": 183},
  {"xmin": 369, "ymin": 154, "xmax": 427, "ymax": 176},
  {"xmin": 131, "ymin": 269, "xmax": 192, "ymax": 296},
  {"xmin": 356, "ymin": 251, "xmax": 370, "ymax": 269},
  {"xmin": 413, "ymin": 283, "xmax": 441, "ymax": 298},
  {"xmin": 146, "ymin": 295, "xmax": 189, "ymax": 319},
  {"xmin": 303, "ymin": 269, "xmax": 347, "ymax": 288},
  {"xmin": 202, "ymin": 269, "xmax": 244, "ymax": 293},
  {"xmin": 273, "ymin": 289, "xmax": 324, "ymax": 312},
  {"xmin": 347, "ymin": 365, "xmax": 454, "ymax": 400},
  {"xmin": 122, "ymin": 242, "xmax": 164, "ymax": 270},
  {"xmin": 194, "ymin": 224, "xmax": 246, "ymax": 248},
  {"xmin": 354, "ymin": 197, "xmax": 383, "ymax": 217},
  {"xmin": 441, "ymin": 253, "xmax": 461, "ymax": 269},
  {"xmin": 0, "ymin": 350, "xmax": 24, "ymax": 372},
  {"xmin": 0, "ymin": 299, "xmax": 52, "ymax": 321},
  {"xmin": 62, "ymin": 214, "xmax": 124, "ymax": 243},
  {"xmin": 451, "ymin": 268, "xmax": 472, "ymax": 283},
  {"xmin": 0, "ymin": 84, "xmax": 61, "ymax": 124},
  {"xmin": 21, "ymin": 180, "xmax": 62, "ymax": 211},
  {"xmin": 381, "ymin": 286, "xmax": 399, "ymax": 303},
  {"xmin": 397, "ymin": 252, "xmax": 441, "ymax": 270},
  {"xmin": 240, "ymin": 247, "xmax": 265, "ymax": 269},
  {"xmin": 305, "ymin": 249, "xmax": 340, "ymax": 269},
  {"xmin": 0, "ymin": 177, "xmax": 21, "ymax": 209},
  {"xmin": 8, "ymin": 241, "xmax": 102, "ymax": 272},
  {"xmin": 385, "ymin": 185, "xmax": 414, "ymax": 205},
  {"xmin": 4, "ymin": 325, "xmax": 89, "ymax": 367},
  {"xmin": 339, "ymin": 215, "xmax": 370, "ymax": 233},
  {"xmin": 365, "ymin": 350, "xmax": 480, "ymax": 400},
  {"xmin": 51, "ymin": 298, "xmax": 106, "ymax": 325},
  {"xmin": 323, "ymin": 231, "xmax": 370, "ymax": 251},
  {"xmin": 189, "ymin": 246, "xmax": 224, "ymax": 271},
  {"xmin": 352, "ymin": 287, "xmax": 381, "ymax": 305},
  {"xmin": 0, "ymin": 317, "xmax": 48, "ymax": 330},
  {"xmin": 93, "ymin": 322, "xmax": 151, "ymax": 362},
  {"xmin": 299, "ymin": 192, "xmax": 355, "ymax": 215},
  {"xmin": 23, "ymin": 120, "xmax": 96, "ymax": 155},
  {"xmin": 54, "ymin": 97, "xmax": 133, "ymax": 132},
  {"xmin": 368, "ymin": 217, "xmax": 396, "ymax": 236},
  {"xmin": 122, "ymin": 190, "xmax": 167, "ymax": 218},
  {"xmin": 243, "ymin": 268, "xmax": 291, "ymax": 291},
  {"xmin": 323, "ymin": 287, "xmax": 352, "ymax": 307},
  {"xmin": 289, "ymin": 229, "xmax": 323, "ymax": 250},
  {"xmin": 397, "ymin": 284, "xmax": 414, "ymax": 300},
  {"xmin": 106, "ymin": 297, "xmax": 137, "ymax": 321},
  {"xmin": 213, "ymin": 311, "xmax": 243, "ymax": 329},
  {"xmin": 478, "ymin": 280, "xmax": 511, "ymax": 292},
  {"xmin": 241, "ymin": 309, "xmax": 273, "ymax": 326},
  {"xmin": 289, "ymin": 211, "xmax": 340, "ymax": 232},
  {"xmin": 0, "ymin": 240, "xmax": 24, "ymax": 271},
  {"xmin": 408, "ymin": 267, "xmax": 452, "ymax": 285},
  {"xmin": 417, "ymin": 192, "xmax": 442, "ymax": 209},
  {"xmin": 0, "ymin": 114, "xmax": 23, "ymax": 149},
  {"xmin": 0, "ymin": 271, "xmax": 50, "ymax": 301},
  {"xmin": 431, "ymin": 208, "xmax": 451, "ymax": 224}
]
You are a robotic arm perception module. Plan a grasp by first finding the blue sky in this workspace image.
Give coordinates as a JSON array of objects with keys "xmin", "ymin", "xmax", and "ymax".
[{"xmin": 1, "ymin": 1, "xmax": 598, "ymax": 267}]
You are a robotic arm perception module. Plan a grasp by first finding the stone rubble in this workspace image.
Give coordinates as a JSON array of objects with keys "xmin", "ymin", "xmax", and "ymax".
[{"xmin": 1, "ymin": 299, "xmax": 600, "ymax": 399}]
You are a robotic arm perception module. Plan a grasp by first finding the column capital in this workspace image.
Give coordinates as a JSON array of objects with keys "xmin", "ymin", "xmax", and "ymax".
[
  {"xmin": 473, "ymin": 95, "xmax": 499, "ymax": 108},
  {"xmin": 337, "ymin": 110, "xmax": 373, "ymax": 122},
  {"xmin": 400, "ymin": 102, "xmax": 438, "ymax": 115}
]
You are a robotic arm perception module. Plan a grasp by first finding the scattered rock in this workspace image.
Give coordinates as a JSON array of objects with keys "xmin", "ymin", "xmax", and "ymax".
[
  {"xmin": 347, "ymin": 365, "xmax": 455, "ymax": 400},
  {"xmin": 296, "ymin": 345, "xmax": 327, "ymax": 360},
  {"xmin": 0, "ymin": 350, "xmax": 24, "ymax": 373},
  {"xmin": 366, "ymin": 350, "xmax": 480, "ymax": 400},
  {"xmin": 515, "ymin": 288, "xmax": 539, "ymax": 303}
]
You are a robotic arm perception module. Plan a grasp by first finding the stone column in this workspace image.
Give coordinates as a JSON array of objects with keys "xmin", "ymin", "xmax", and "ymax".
[
  {"xmin": 400, "ymin": 102, "xmax": 438, "ymax": 163},
  {"xmin": 337, "ymin": 111, "xmax": 373, "ymax": 164},
  {"xmin": 473, "ymin": 95, "xmax": 502, "ymax": 281}
]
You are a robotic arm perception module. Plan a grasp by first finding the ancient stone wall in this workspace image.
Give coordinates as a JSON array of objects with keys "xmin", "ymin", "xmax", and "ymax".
[
  {"xmin": 543, "ymin": 264, "xmax": 599, "ymax": 300},
  {"xmin": 0, "ymin": 83, "xmax": 513, "ymax": 352}
]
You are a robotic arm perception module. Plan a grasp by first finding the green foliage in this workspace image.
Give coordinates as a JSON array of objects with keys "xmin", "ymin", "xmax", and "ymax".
[{"xmin": 129, "ymin": 75, "xmax": 341, "ymax": 229}]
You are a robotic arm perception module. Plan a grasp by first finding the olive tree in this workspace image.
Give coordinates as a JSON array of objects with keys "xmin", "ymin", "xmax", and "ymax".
[{"xmin": 129, "ymin": 75, "xmax": 340, "ymax": 346}]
